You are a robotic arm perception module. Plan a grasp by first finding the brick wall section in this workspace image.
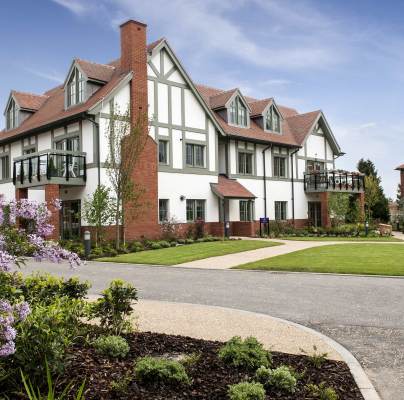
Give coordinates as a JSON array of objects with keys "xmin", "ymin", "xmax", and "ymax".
[
  {"xmin": 45, "ymin": 184, "xmax": 60, "ymax": 240},
  {"xmin": 401, "ymin": 170, "xmax": 404, "ymax": 199},
  {"xmin": 319, "ymin": 192, "xmax": 331, "ymax": 228},
  {"xmin": 120, "ymin": 20, "xmax": 160, "ymax": 240},
  {"xmin": 230, "ymin": 221, "xmax": 255, "ymax": 237}
]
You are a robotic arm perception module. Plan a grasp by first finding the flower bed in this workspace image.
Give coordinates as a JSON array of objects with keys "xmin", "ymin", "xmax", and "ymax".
[{"xmin": 60, "ymin": 330, "xmax": 363, "ymax": 400}]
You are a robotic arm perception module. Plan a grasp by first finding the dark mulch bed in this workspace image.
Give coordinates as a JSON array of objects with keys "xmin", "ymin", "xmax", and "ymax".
[{"xmin": 60, "ymin": 330, "xmax": 364, "ymax": 399}]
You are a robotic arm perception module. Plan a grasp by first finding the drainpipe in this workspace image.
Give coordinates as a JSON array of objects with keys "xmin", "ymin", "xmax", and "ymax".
[
  {"xmin": 83, "ymin": 115, "xmax": 101, "ymax": 187},
  {"xmin": 290, "ymin": 148, "xmax": 300, "ymax": 226},
  {"xmin": 262, "ymin": 144, "xmax": 272, "ymax": 218}
]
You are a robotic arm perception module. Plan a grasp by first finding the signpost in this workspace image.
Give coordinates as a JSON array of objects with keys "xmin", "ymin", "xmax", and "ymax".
[{"xmin": 259, "ymin": 217, "xmax": 270, "ymax": 237}]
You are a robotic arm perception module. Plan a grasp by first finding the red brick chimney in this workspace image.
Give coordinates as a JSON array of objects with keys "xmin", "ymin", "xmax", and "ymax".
[{"xmin": 120, "ymin": 20, "xmax": 159, "ymax": 239}]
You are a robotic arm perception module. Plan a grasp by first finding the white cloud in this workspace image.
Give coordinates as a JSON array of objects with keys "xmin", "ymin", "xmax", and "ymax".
[
  {"xmin": 51, "ymin": 0, "xmax": 89, "ymax": 15},
  {"xmin": 359, "ymin": 122, "xmax": 377, "ymax": 129},
  {"xmin": 262, "ymin": 79, "xmax": 292, "ymax": 87},
  {"xmin": 22, "ymin": 67, "xmax": 64, "ymax": 84}
]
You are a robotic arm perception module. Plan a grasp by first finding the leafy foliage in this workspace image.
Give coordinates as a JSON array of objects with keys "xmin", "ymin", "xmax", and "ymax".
[
  {"xmin": 255, "ymin": 365, "xmax": 297, "ymax": 393},
  {"xmin": 301, "ymin": 345, "xmax": 328, "ymax": 369},
  {"xmin": 90, "ymin": 279, "xmax": 138, "ymax": 334},
  {"xmin": 21, "ymin": 360, "xmax": 85, "ymax": 400},
  {"xmin": 228, "ymin": 381, "xmax": 266, "ymax": 400},
  {"xmin": 82, "ymin": 185, "xmax": 115, "ymax": 246},
  {"xmin": 218, "ymin": 336, "xmax": 271, "ymax": 370},
  {"xmin": 93, "ymin": 335, "xmax": 130, "ymax": 358},
  {"xmin": 306, "ymin": 382, "xmax": 339, "ymax": 399},
  {"xmin": 134, "ymin": 356, "xmax": 191, "ymax": 385}
]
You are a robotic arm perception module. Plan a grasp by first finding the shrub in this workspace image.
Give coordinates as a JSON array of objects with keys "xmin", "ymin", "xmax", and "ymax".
[
  {"xmin": 160, "ymin": 217, "xmax": 181, "ymax": 241},
  {"xmin": 93, "ymin": 335, "xmax": 129, "ymax": 358},
  {"xmin": 228, "ymin": 382, "xmax": 265, "ymax": 400},
  {"xmin": 21, "ymin": 273, "xmax": 90, "ymax": 305},
  {"xmin": 256, "ymin": 365, "xmax": 297, "ymax": 393},
  {"xmin": 306, "ymin": 382, "xmax": 339, "ymax": 400},
  {"xmin": 90, "ymin": 279, "xmax": 138, "ymax": 334},
  {"xmin": 14, "ymin": 298, "xmax": 85, "ymax": 379},
  {"xmin": 184, "ymin": 238, "xmax": 194, "ymax": 244},
  {"xmin": 180, "ymin": 352, "xmax": 201, "ymax": 368},
  {"xmin": 177, "ymin": 239, "xmax": 186, "ymax": 245},
  {"xmin": 110, "ymin": 374, "xmax": 132, "ymax": 395},
  {"xmin": 158, "ymin": 240, "xmax": 171, "ymax": 248},
  {"xmin": 129, "ymin": 241, "xmax": 144, "ymax": 253},
  {"xmin": 150, "ymin": 242, "xmax": 162, "ymax": 250},
  {"xmin": 218, "ymin": 336, "xmax": 271, "ymax": 370},
  {"xmin": 134, "ymin": 356, "xmax": 191, "ymax": 386}
]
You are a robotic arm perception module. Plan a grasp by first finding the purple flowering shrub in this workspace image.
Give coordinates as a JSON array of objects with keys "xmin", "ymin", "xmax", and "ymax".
[{"xmin": 0, "ymin": 196, "xmax": 81, "ymax": 359}]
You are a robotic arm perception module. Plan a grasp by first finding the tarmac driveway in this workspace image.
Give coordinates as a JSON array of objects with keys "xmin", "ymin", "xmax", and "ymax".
[{"xmin": 20, "ymin": 260, "xmax": 404, "ymax": 400}]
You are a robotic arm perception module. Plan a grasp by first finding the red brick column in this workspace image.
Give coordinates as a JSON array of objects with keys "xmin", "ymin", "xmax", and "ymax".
[
  {"xmin": 320, "ymin": 192, "xmax": 331, "ymax": 228},
  {"xmin": 121, "ymin": 20, "xmax": 159, "ymax": 240},
  {"xmin": 45, "ymin": 184, "xmax": 60, "ymax": 241},
  {"xmin": 401, "ymin": 170, "xmax": 404, "ymax": 199},
  {"xmin": 15, "ymin": 188, "xmax": 28, "ymax": 201},
  {"xmin": 358, "ymin": 192, "xmax": 365, "ymax": 222}
]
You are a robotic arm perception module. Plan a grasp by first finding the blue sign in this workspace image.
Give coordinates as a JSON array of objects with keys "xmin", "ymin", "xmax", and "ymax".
[{"xmin": 260, "ymin": 217, "xmax": 269, "ymax": 223}]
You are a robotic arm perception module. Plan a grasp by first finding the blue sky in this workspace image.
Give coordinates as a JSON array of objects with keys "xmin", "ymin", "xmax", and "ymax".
[{"xmin": 1, "ymin": 0, "xmax": 403, "ymax": 197}]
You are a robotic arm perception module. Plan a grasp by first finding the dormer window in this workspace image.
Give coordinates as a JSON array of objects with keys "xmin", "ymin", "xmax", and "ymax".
[
  {"xmin": 265, "ymin": 106, "xmax": 281, "ymax": 133},
  {"xmin": 67, "ymin": 68, "xmax": 85, "ymax": 107},
  {"xmin": 229, "ymin": 98, "xmax": 248, "ymax": 127},
  {"xmin": 6, "ymin": 98, "xmax": 17, "ymax": 130}
]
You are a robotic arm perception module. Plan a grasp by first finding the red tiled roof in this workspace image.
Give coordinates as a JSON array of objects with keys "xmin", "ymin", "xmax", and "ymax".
[
  {"xmin": 194, "ymin": 84, "xmax": 319, "ymax": 147},
  {"xmin": 12, "ymin": 91, "xmax": 48, "ymax": 111},
  {"xmin": 209, "ymin": 88, "xmax": 237, "ymax": 109},
  {"xmin": 211, "ymin": 175, "xmax": 256, "ymax": 199},
  {"xmin": 395, "ymin": 164, "xmax": 404, "ymax": 170},
  {"xmin": 248, "ymin": 98, "xmax": 273, "ymax": 117},
  {"xmin": 76, "ymin": 59, "xmax": 115, "ymax": 82}
]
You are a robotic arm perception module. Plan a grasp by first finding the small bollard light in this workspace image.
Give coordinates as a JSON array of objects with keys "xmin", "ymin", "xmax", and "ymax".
[
  {"xmin": 84, "ymin": 230, "xmax": 91, "ymax": 259},
  {"xmin": 225, "ymin": 221, "xmax": 230, "ymax": 238},
  {"xmin": 365, "ymin": 220, "xmax": 369, "ymax": 236}
]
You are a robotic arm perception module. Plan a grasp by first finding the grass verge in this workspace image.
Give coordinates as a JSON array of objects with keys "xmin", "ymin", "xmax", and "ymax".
[
  {"xmin": 99, "ymin": 240, "xmax": 282, "ymax": 265},
  {"xmin": 234, "ymin": 243, "xmax": 404, "ymax": 276},
  {"xmin": 278, "ymin": 236, "xmax": 402, "ymax": 242}
]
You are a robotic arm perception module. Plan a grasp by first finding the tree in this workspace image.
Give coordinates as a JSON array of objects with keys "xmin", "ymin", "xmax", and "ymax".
[
  {"xmin": 357, "ymin": 158, "xmax": 390, "ymax": 222},
  {"xmin": 82, "ymin": 185, "xmax": 114, "ymax": 246},
  {"xmin": 328, "ymin": 193, "xmax": 350, "ymax": 226},
  {"xmin": 105, "ymin": 104, "xmax": 148, "ymax": 249},
  {"xmin": 364, "ymin": 175, "xmax": 380, "ymax": 221}
]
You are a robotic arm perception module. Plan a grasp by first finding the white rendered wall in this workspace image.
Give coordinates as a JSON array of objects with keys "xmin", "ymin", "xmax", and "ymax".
[{"xmin": 158, "ymin": 172, "xmax": 219, "ymax": 223}]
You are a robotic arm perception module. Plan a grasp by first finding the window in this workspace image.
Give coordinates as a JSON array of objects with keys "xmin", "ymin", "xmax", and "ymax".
[
  {"xmin": 159, "ymin": 199, "xmax": 169, "ymax": 222},
  {"xmin": 273, "ymin": 156, "xmax": 287, "ymax": 178},
  {"xmin": 306, "ymin": 160, "xmax": 325, "ymax": 172},
  {"xmin": 67, "ymin": 68, "xmax": 85, "ymax": 107},
  {"xmin": 23, "ymin": 148, "xmax": 36, "ymax": 155},
  {"xmin": 238, "ymin": 152, "xmax": 253, "ymax": 174},
  {"xmin": 6, "ymin": 98, "xmax": 17, "ymax": 130},
  {"xmin": 275, "ymin": 201, "xmax": 287, "ymax": 221},
  {"xmin": 159, "ymin": 140, "xmax": 168, "ymax": 164},
  {"xmin": 229, "ymin": 97, "xmax": 248, "ymax": 127},
  {"xmin": 186, "ymin": 144, "xmax": 205, "ymax": 167},
  {"xmin": 240, "ymin": 200, "xmax": 253, "ymax": 221},
  {"xmin": 265, "ymin": 106, "xmax": 281, "ymax": 133},
  {"xmin": 0, "ymin": 156, "xmax": 10, "ymax": 180},
  {"xmin": 186, "ymin": 199, "xmax": 205, "ymax": 221}
]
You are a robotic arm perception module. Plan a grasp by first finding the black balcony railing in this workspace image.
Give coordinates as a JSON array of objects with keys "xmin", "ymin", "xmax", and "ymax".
[
  {"xmin": 304, "ymin": 170, "xmax": 364, "ymax": 193},
  {"xmin": 13, "ymin": 150, "xmax": 86, "ymax": 187}
]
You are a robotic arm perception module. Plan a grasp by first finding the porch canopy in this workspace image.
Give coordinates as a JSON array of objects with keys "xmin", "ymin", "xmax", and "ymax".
[{"xmin": 210, "ymin": 175, "xmax": 256, "ymax": 199}]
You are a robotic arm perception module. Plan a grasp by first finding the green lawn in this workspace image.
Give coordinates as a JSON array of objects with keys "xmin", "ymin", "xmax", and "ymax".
[
  {"xmin": 234, "ymin": 244, "xmax": 404, "ymax": 276},
  {"xmin": 99, "ymin": 240, "xmax": 282, "ymax": 265},
  {"xmin": 279, "ymin": 236, "xmax": 402, "ymax": 242}
]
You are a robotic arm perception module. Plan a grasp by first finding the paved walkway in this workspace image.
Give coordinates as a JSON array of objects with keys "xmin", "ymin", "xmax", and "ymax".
[
  {"xmin": 19, "ymin": 260, "xmax": 404, "ymax": 399},
  {"xmin": 176, "ymin": 237, "xmax": 404, "ymax": 269}
]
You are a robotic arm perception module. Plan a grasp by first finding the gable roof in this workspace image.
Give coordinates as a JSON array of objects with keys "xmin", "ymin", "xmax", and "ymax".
[
  {"xmin": 248, "ymin": 98, "xmax": 274, "ymax": 117},
  {"xmin": 75, "ymin": 59, "xmax": 115, "ymax": 83},
  {"xmin": 209, "ymin": 88, "xmax": 238, "ymax": 110},
  {"xmin": 395, "ymin": 164, "xmax": 404, "ymax": 170},
  {"xmin": 11, "ymin": 91, "xmax": 49, "ymax": 112}
]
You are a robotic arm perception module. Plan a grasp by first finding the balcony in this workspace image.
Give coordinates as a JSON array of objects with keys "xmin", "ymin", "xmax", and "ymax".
[
  {"xmin": 13, "ymin": 150, "xmax": 86, "ymax": 188},
  {"xmin": 304, "ymin": 170, "xmax": 364, "ymax": 193}
]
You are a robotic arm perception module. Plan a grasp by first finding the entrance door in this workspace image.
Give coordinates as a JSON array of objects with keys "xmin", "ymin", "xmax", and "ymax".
[
  {"xmin": 61, "ymin": 200, "xmax": 81, "ymax": 239},
  {"xmin": 308, "ymin": 202, "xmax": 322, "ymax": 227}
]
